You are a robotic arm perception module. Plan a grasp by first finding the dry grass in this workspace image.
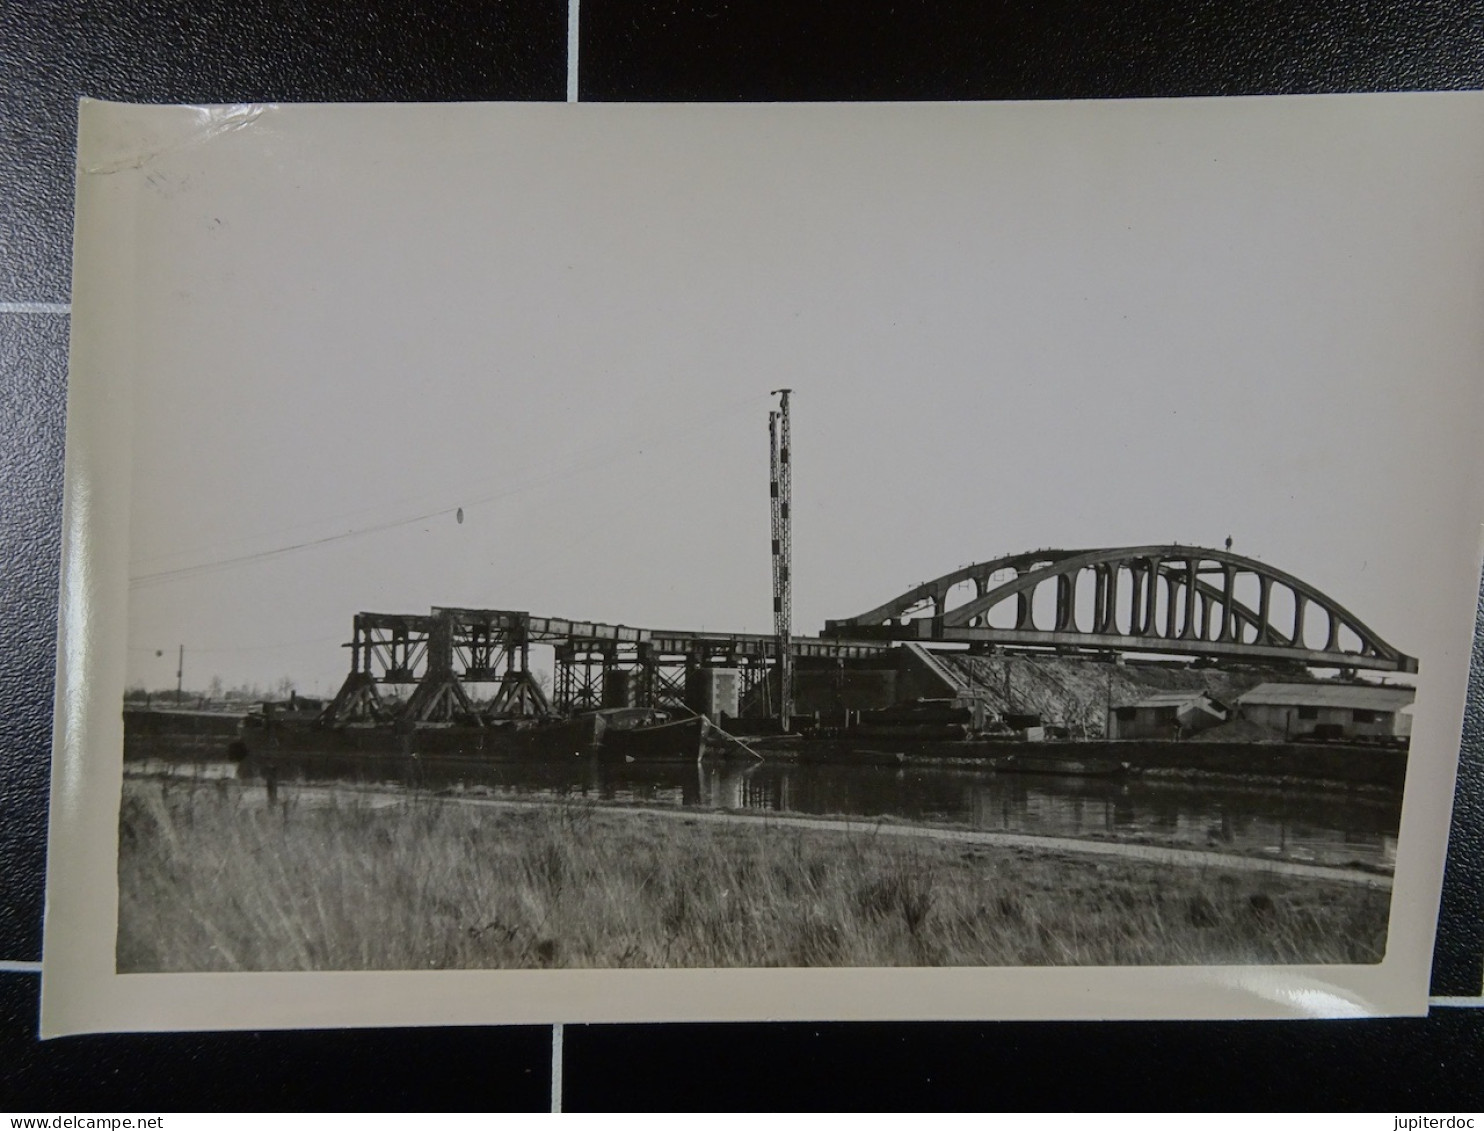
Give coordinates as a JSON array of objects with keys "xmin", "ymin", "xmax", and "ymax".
[{"xmin": 116, "ymin": 776, "xmax": 1389, "ymax": 972}]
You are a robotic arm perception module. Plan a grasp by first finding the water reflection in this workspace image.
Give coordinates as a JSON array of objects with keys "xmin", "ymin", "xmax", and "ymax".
[
  {"xmin": 134, "ymin": 752, "xmax": 1400, "ymax": 871},
  {"xmin": 689, "ymin": 762, "xmax": 1397, "ymax": 870}
]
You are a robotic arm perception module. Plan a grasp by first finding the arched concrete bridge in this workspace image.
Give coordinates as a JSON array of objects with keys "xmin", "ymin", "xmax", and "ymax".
[{"xmin": 823, "ymin": 545, "xmax": 1417, "ymax": 674}]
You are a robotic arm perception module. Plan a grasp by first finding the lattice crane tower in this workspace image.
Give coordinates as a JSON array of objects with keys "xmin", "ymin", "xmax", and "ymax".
[{"xmin": 769, "ymin": 388, "xmax": 794, "ymax": 730}]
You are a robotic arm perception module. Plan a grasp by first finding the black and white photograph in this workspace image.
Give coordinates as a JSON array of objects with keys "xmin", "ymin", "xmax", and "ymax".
[{"xmin": 41, "ymin": 95, "xmax": 1484, "ymax": 1030}]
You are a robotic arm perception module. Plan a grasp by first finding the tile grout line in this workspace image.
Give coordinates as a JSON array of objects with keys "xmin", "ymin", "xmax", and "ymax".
[
  {"xmin": 557, "ymin": 0, "xmax": 574, "ymax": 1100},
  {"xmin": 0, "ymin": 302, "xmax": 70, "ymax": 315},
  {"xmin": 557, "ymin": 0, "xmax": 573, "ymax": 1100},
  {"xmin": 567, "ymin": 0, "xmax": 579, "ymax": 102}
]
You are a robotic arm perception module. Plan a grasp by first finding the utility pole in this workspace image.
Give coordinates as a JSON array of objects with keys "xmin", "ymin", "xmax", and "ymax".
[
  {"xmin": 176, "ymin": 644, "xmax": 184, "ymax": 705},
  {"xmin": 769, "ymin": 389, "xmax": 794, "ymax": 731}
]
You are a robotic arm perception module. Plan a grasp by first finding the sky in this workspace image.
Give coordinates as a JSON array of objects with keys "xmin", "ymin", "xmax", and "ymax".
[{"xmin": 111, "ymin": 97, "xmax": 1484, "ymax": 696}]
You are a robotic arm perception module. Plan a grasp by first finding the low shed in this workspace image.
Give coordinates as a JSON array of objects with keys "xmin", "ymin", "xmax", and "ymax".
[
  {"xmin": 1107, "ymin": 691, "xmax": 1229, "ymax": 740},
  {"xmin": 1235, "ymin": 682, "xmax": 1414, "ymax": 742}
]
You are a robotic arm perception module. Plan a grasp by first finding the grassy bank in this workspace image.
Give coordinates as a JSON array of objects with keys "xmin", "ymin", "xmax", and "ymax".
[{"xmin": 117, "ymin": 777, "xmax": 1388, "ymax": 972}]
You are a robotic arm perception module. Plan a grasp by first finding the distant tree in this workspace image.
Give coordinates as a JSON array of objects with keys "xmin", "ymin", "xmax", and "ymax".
[
  {"xmin": 272, "ymin": 676, "xmax": 296, "ymax": 701},
  {"xmin": 207, "ymin": 675, "xmax": 224, "ymax": 701}
]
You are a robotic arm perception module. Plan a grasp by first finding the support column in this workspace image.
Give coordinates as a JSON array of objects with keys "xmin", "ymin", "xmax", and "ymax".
[
  {"xmin": 1093, "ymin": 565, "xmax": 1107, "ymax": 634},
  {"xmin": 1128, "ymin": 563, "xmax": 1144, "ymax": 637},
  {"xmin": 1164, "ymin": 567, "xmax": 1180, "ymax": 639},
  {"xmin": 401, "ymin": 610, "xmax": 480, "ymax": 724},
  {"xmin": 1182, "ymin": 558, "xmax": 1199, "ymax": 640},
  {"xmin": 1056, "ymin": 572, "xmax": 1075, "ymax": 632},
  {"xmin": 490, "ymin": 627, "xmax": 551, "ymax": 718},
  {"xmin": 1016, "ymin": 573, "xmax": 1034, "ymax": 630},
  {"xmin": 554, "ymin": 643, "xmax": 572, "ymax": 712},
  {"xmin": 1143, "ymin": 556, "xmax": 1161, "ymax": 636},
  {"xmin": 1219, "ymin": 565, "xmax": 1236, "ymax": 642},
  {"xmin": 322, "ymin": 671, "xmax": 385, "ymax": 725}
]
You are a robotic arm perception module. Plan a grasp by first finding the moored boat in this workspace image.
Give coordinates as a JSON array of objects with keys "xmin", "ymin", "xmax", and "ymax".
[
  {"xmin": 600, "ymin": 713, "xmax": 708, "ymax": 762},
  {"xmin": 236, "ymin": 711, "xmax": 603, "ymax": 761},
  {"xmin": 234, "ymin": 702, "xmax": 713, "ymax": 764}
]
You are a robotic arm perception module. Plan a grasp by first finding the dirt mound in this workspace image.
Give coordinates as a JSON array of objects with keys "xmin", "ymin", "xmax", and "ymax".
[{"xmin": 940, "ymin": 653, "xmax": 1305, "ymax": 737}]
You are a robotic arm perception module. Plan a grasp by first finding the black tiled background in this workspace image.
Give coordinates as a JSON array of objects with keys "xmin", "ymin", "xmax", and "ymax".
[
  {"xmin": 0, "ymin": 975, "xmax": 551, "ymax": 1109},
  {"xmin": 581, "ymin": 0, "xmax": 1484, "ymax": 101},
  {"xmin": 563, "ymin": 1016, "xmax": 1484, "ymax": 1111},
  {"xmin": 0, "ymin": 0, "xmax": 566, "ymax": 300},
  {"xmin": 0, "ymin": 313, "xmax": 65, "ymax": 965},
  {"xmin": 3, "ymin": 0, "xmax": 1482, "ymax": 1109}
]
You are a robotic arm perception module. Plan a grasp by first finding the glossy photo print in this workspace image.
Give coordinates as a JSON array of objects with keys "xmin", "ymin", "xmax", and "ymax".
[{"xmin": 42, "ymin": 95, "xmax": 1484, "ymax": 1033}]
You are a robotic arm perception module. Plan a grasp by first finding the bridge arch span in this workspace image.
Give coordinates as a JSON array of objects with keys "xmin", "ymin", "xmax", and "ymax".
[{"xmin": 823, "ymin": 545, "xmax": 1417, "ymax": 674}]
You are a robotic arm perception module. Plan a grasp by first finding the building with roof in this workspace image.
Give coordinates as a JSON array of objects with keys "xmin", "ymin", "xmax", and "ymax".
[
  {"xmin": 1235, "ymin": 682, "xmax": 1415, "ymax": 743},
  {"xmin": 1107, "ymin": 690, "xmax": 1229, "ymax": 740}
]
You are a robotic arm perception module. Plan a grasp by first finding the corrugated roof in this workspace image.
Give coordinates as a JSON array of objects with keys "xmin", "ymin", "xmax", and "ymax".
[
  {"xmin": 1113, "ymin": 690, "xmax": 1225, "ymax": 710},
  {"xmin": 1236, "ymin": 682, "xmax": 1415, "ymax": 709}
]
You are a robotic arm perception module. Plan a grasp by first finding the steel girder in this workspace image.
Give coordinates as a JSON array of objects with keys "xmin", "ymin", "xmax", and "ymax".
[{"xmin": 331, "ymin": 608, "xmax": 891, "ymax": 724}]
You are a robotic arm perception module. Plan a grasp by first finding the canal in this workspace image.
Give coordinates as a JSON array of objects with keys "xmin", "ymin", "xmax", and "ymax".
[{"xmin": 131, "ymin": 751, "xmax": 1401, "ymax": 873}]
